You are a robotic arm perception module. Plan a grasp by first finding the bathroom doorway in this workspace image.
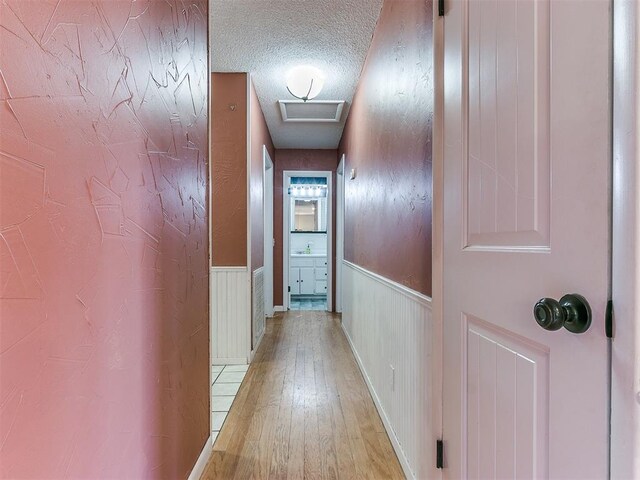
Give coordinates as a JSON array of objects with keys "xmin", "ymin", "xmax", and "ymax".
[{"xmin": 283, "ymin": 171, "xmax": 333, "ymax": 311}]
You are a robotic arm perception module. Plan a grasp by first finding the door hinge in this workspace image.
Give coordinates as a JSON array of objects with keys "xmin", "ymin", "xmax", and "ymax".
[
  {"xmin": 288, "ymin": 286, "xmax": 291, "ymax": 293},
  {"xmin": 438, "ymin": 0, "xmax": 445, "ymax": 16},
  {"xmin": 605, "ymin": 299, "xmax": 613, "ymax": 338},
  {"xmin": 436, "ymin": 439, "xmax": 444, "ymax": 469}
]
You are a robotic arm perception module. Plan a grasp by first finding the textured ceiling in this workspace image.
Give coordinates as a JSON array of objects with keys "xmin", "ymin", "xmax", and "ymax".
[{"xmin": 210, "ymin": 0, "xmax": 383, "ymax": 149}]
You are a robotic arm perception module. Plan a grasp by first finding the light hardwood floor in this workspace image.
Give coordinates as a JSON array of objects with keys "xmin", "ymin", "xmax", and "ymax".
[{"xmin": 201, "ymin": 310, "xmax": 405, "ymax": 479}]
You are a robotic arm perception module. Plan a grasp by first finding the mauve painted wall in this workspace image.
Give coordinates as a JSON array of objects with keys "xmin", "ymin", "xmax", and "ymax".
[
  {"xmin": 211, "ymin": 72, "xmax": 247, "ymax": 267},
  {"xmin": 339, "ymin": 0, "xmax": 433, "ymax": 296},
  {"xmin": 250, "ymin": 79, "xmax": 275, "ymax": 273},
  {"xmin": 0, "ymin": 1, "xmax": 209, "ymax": 478},
  {"xmin": 274, "ymin": 149, "xmax": 338, "ymax": 309}
]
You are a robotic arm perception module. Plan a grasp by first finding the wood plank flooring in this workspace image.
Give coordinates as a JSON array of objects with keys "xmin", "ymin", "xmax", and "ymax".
[{"xmin": 201, "ymin": 310, "xmax": 405, "ymax": 480}]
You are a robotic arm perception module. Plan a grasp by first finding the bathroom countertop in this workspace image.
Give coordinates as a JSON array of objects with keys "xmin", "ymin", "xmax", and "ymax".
[{"xmin": 290, "ymin": 253, "xmax": 327, "ymax": 258}]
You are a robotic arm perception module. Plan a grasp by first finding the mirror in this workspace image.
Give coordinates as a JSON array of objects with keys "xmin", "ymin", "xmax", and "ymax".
[{"xmin": 291, "ymin": 197, "xmax": 327, "ymax": 232}]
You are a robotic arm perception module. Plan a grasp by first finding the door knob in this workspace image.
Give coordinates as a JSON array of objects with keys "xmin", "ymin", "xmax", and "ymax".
[{"xmin": 533, "ymin": 294, "xmax": 592, "ymax": 334}]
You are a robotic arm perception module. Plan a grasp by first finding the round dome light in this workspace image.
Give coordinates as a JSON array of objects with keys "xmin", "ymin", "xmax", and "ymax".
[{"xmin": 286, "ymin": 65, "xmax": 326, "ymax": 102}]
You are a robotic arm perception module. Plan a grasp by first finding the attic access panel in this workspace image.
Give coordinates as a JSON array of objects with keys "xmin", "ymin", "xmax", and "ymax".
[{"xmin": 278, "ymin": 100, "xmax": 345, "ymax": 123}]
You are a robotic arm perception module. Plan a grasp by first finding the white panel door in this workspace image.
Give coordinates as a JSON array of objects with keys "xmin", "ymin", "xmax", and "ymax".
[
  {"xmin": 442, "ymin": 0, "xmax": 610, "ymax": 478},
  {"xmin": 299, "ymin": 267, "xmax": 315, "ymax": 295}
]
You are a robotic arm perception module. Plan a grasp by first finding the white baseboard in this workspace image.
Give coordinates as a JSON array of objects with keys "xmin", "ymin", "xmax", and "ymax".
[
  {"xmin": 249, "ymin": 329, "xmax": 265, "ymax": 362},
  {"xmin": 341, "ymin": 323, "xmax": 414, "ymax": 479},
  {"xmin": 212, "ymin": 357, "xmax": 247, "ymax": 366},
  {"xmin": 187, "ymin": 435, "xmax": 212, "ymax": 480},
  {"xmin": 274, "ymin": 305, "xmax": 285, "ymax": 312}
]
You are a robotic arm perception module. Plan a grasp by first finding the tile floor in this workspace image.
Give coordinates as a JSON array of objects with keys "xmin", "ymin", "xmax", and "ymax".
[
  {"xmin": 290, "ymin": 295, "xmax": 327, "ymax": 311},
  {"xmin": 211, "ymin": 364, "xmax": 249, "ymax": 443}
]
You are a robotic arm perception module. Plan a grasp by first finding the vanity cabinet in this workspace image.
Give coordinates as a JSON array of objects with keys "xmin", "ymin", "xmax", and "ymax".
[
  {"xmin": 290, "ymin": 256, "xmax": 327, "ymax": 295},
  {"xmin": 313, "ymin": 258, "xmax": 328, "ymax": 294},
  {"xmin": 314, "ymin": 267, "xmax": 328, "ymax": 293},
  {"xmin": 290, "ymin": 266, "xmax": 315, "ymax": 295},
  {"xmin": 314, "ymin": 280, "xmax": 327, "ymax": 294}
]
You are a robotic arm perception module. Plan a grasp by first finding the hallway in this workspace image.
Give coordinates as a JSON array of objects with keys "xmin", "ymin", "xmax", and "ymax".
[
  {"xmin": 202, "ymin": 311, "xmax": 404, "ymax": 479},
  {"xmin": 2, "ymin": 0, "xmax": 638, "ymax": 477}
]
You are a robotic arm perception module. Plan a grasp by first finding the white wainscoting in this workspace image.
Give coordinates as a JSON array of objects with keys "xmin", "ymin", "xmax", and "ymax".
[
  {"xmin": 210, "ymin": 266, "xmax": 250, "ymax": 365},
  {"xmin": 252, "ymin": 267, "xmax": 265, "ymax": 355},
  {"xmin": 342, "ymin": 261, "xmax": 435, "ymax": 480}
]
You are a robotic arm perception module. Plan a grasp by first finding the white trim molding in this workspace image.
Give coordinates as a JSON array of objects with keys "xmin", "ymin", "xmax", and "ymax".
[
  {"xmin": 246, "ymin": 74, "xmax": 252, "ymax": 283},
  {"xmin": 335, "ymin": 155, "xmax": 345, "ymax": 313},
  {"xmin": 187, "ymin": 435, "xmax": 212, "ymax": 480},
  {"xmin": 211, "ymin": 266, "xmax": 248, "ymax": 272},
  {"xmin": 341, "ymin": 261, "xmax": 436, "ymax": 480},
  {"xmin": 263, "ymin": 146, "xmax": 275, "ymax": 318},
  {"xmin": 250, "ymin": 337, "xmax": 265, "ymax": 363},
  {"xmin": 273, "ymin": 305, "xmax": 285, "ymax": 312},
  {"xmin": 342, "ymin": 261, "xmax": 431, "ymax": 306},
  {"xmin": 612, "ymin": 1, "xmax": 640, "ymax": 477},
  {"xmin": 278, "ymin": 99, "xmax": 345, "ymax": 123},
  {"xmin": 431, "ymin": 0, "xmax": 445, "ymax": 466},
  {"xmin": 282, "ymin": 170, "xmax": 333, "ymax": 312}
]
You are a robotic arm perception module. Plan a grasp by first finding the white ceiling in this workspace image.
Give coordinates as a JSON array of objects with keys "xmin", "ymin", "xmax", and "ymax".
[{"xmin": 210, "ymin": 0, "xmax": 383, "ymax": 149}]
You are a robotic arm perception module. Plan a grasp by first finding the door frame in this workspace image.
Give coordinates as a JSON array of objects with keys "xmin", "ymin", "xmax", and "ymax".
[
  {"xmin": 432, "ymin": 0, "xmax": 445, "ymax": 469},
  {"xmin": 282, "ymin": 170, "xmax": 333, "ymax": 312},
  {"xmin": 335, "ymin": 155, "xmax": 345, "ymax": 313},
  {"xmin": 263, "ymin": 146, "xmax": 274, "ymax": 318},
  {"xmin": 611, "ymin": 1, "xmax": 640, "ymax": 477}
]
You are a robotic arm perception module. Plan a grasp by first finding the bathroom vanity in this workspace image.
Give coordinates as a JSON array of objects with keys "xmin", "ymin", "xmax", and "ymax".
[{"xmin": 289, "ymin": 254, "xmax": 328, "ymax": 295}]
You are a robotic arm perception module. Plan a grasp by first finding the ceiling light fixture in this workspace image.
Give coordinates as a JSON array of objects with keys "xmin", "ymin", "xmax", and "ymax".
[{"xmin": 286, "ymin": 65, "xmax": 326, "ymax": 102}]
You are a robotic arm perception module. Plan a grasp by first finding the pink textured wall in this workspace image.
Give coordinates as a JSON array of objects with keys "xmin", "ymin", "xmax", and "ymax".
[
  {"xmin": 0, "ymin": 1, "xmax": 210, "ymax": 478},
  {"xmin": 273, "ymin": 149, "xmax": 338, "ymax": 309},
  {"xmin": 339, "ymin": 0, "xmax": 433, "ymax": 296},
  {"xmin": 211, "ymin": 73, "xmax": 248, "ymax": 267},
  {"xmin": 250, "ymin": 79, "xmax": 275, "ymax": 273}
]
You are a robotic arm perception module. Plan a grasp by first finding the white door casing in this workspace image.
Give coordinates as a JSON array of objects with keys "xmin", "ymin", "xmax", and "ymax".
[
  {"xmin": 336, "ymin": 155, "xmax": 345, "ymax": 313},
  {"xmin": 282, "ymin": 170, "xmax": 333, "ymax": 311},
  {"xmin": 263, "ymin": 146, "xmax": 274, "ymax": 317},
  {"xmin": 442, "ymin": 0, "xmax": 610, "ymax": 478},
  {"xmin": 611, "ymin": 0, "xmax": 640, "ymax": 477}
]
